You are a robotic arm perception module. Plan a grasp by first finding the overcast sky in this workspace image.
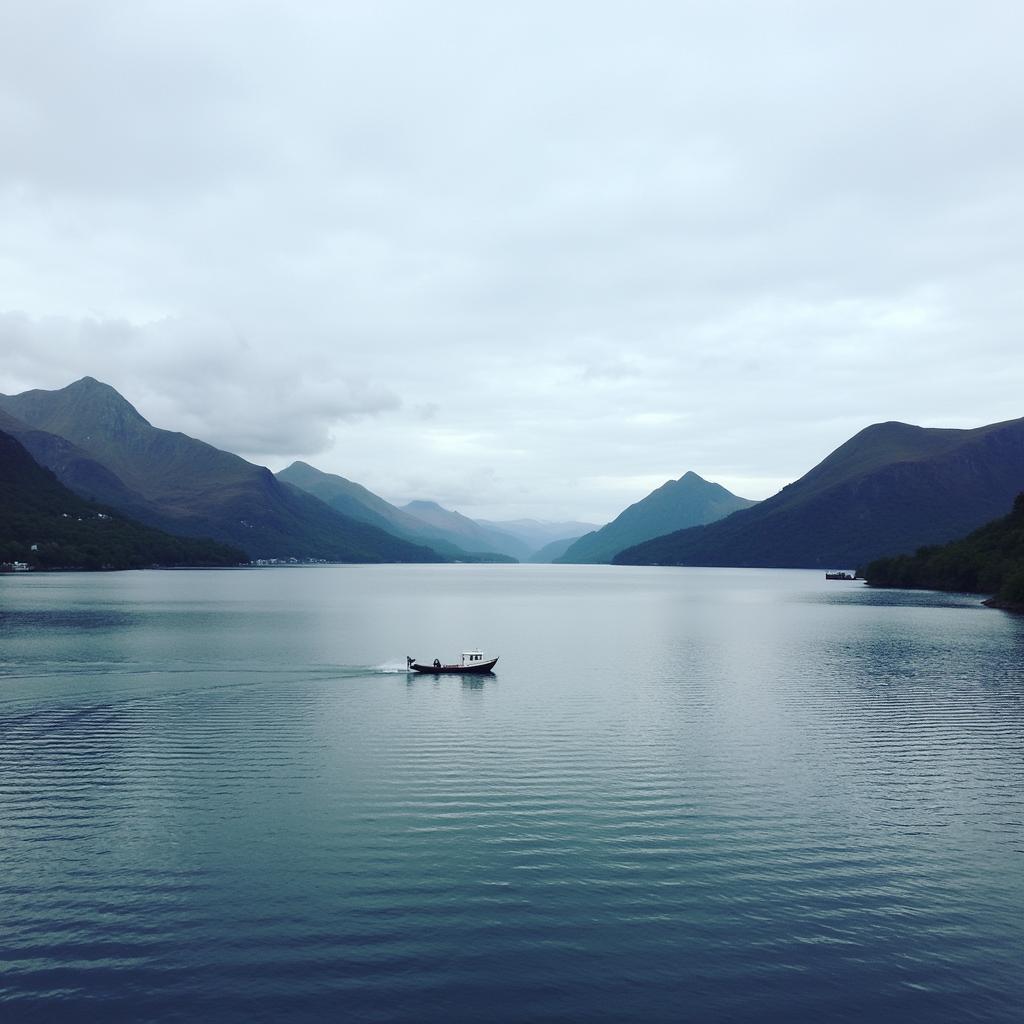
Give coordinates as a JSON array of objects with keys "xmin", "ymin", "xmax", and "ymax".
[{"xmin": 2, "ymin": 2, "xmax": 1022, "ymax": 522}]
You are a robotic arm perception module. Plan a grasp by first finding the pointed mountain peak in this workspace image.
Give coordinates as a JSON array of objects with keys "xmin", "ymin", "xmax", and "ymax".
[
  {"xmin": 557, "ymin": 471, "xmax": 756, "ymax": 564},
  {"xmin": 60, "ymin": 376, "xmax": 140, "ymax": 407},
  {"xmin": 650, "ymin": 470, "xmax": 707, "ymax": 495},
  {"xmin": 0, "ymin": 376, "xmax": 151, "ymax": 446},
  {"xmin": 278, "ymin": 460, "xmax": 359, "ymax": 488},
  {"xmin": 60, "ymin": 377, "xmax": 150, "ymax": 424},
  {"xmin": 57, "ymin": 374, "xmax": 142, "ymax": 405}
]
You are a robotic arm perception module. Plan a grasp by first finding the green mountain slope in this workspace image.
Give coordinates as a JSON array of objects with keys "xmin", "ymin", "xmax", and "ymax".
[
  {"xmin": 558, "ymin": 471, "xmax": 757, "ymax": 564},
  {"xmin": 0, "ymin": 406, "xmax": 153, "ymax": 514},
  {"xmin": 277, "ymin": 461, "xmax": 417, "ymax": 532},
  {"xmin": 276, "ymin": 461, "xmax": 515, "ymax": 562},
  {"xmin": 0, "ymin": 378, "xmax": 443, "ymax": 563},
  {"xmin": 0, "ymin": 430, "xmax": 244, "ymax": 569},
  {"xmin": 615, "ymin": 417, "xmax": 1024, "ymax": 569},
  {"xmin": 864, "ymin": 493, "xmax": 1024, "ymax": 608}
]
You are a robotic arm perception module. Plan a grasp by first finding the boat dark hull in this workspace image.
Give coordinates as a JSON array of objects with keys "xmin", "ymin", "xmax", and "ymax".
[{"xmin": 410, "ymin": 658, "xmax": 498, "ymax": 674}]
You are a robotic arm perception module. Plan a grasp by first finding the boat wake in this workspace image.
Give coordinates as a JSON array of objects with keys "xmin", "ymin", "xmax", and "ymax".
[{"xmin": 374, "ymin": 661, "xmax": 412, "ymax": 674}]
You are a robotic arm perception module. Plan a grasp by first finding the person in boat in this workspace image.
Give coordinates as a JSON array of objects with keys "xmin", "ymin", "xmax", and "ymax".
[
  {"xmin": 406, "ymin": 656, "xmax": 414, "ymax": 670},
  {"xmin": 433, "ymin": 658, "xmax": 441, "ymax": 669}
]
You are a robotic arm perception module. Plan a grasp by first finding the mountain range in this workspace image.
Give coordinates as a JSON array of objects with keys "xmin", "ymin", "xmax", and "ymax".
[
  {"xmin": 0, "ymin": 378, "xmax": 439, "ymax": 563},
  {"xmin": 0, "ymin": 377, "xmax": 594, "ymax": 566},
  {"xmin": 2, "ymin": 376, "xmax": 1020, "ymax": 573},
  {"xmin": 557, "ymin": 471, "xmax": 757, "ymax": 563},
  {"xmin": 615, "ymin": 417, "xmax": 1024, "ymax": 569},
  {"xmin": 276, "ymin": 461, "xmax": 593, "ymax": 561}
]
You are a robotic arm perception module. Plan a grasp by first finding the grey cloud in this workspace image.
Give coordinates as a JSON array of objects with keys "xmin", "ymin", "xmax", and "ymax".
[
  {"xmin": 2, "ymin": 2, "xmax": 1023, "ymax": 521},
  {"xmin": 0, "ymin": 313, "xmax": 402, "ymax": 457}
]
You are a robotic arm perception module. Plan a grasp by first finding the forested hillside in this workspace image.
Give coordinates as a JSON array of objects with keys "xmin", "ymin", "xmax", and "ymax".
[{"xmin": 864, "ymin": 493, "xmax": 1024, "ymax": 609}]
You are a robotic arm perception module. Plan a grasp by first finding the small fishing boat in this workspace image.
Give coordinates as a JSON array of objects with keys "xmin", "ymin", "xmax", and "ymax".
[
  {"xmin": 407, "ymin": 651, "xmax": 498, "ymax": 674},
  {"xmin": 825, "ymin": 571, "xmax": 856, "ymax": 581}
]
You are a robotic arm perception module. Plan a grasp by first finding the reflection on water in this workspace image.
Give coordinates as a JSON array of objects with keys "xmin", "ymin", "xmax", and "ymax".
[{"xmin": 0, "ymin": 565, "xmax": 1022, "ymax": 1023}]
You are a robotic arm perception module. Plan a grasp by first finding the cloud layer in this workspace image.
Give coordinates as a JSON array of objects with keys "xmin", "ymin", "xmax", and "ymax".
[{"xmin": 3, "ymin": 2, "xmax": 1022, "ymax": 521}]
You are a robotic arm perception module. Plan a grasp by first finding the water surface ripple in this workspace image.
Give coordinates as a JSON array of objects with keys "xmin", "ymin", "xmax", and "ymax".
[{"xmin": 1, "ymin": 566, "xmax": 1022, "ymax": 1022}]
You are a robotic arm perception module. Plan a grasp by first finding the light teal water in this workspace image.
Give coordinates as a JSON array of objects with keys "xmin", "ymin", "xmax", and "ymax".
[{"xmin": 1, "ymin": 565, "xmax": 1022, "ymax": 1022}]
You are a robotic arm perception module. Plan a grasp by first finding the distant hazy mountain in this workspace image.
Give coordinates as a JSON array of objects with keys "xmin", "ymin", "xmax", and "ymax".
[
  {"xmin": 402, "ymin": 501, "xmax": 531, "ymax": 560},
  {"xmin": 279, "ymin": 464, "xmax": 593, "ymax": 562},
  {"xmin": 476, "ymin": 518, "xmax": 600, "ymax": 551},
  {"xmin": 558, "ymin": 471, "xmax": 757, "ymax": 564},
  {"xmin": 277, "ymin": 461, "xmax": 515, "ymax": 562},
  {"xmin": 526, "ymin": 536, "xmax": 585, "ymax": 563},
  {"xmin": 616, "ymin": 417, "xmax": 1024, "ymax": 569},
  {"xmin": 0, "ymin": 378, "xmax": 443, "ymax": 563},
  {"xmin": 0, "ymin": 429, "xmax": 244, "ymax": 569}
]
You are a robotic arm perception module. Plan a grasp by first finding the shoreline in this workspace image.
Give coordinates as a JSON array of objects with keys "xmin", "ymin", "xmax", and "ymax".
[{"xmin": 982, "ymin": 596, "xmax": 1024, "ymax": 614}]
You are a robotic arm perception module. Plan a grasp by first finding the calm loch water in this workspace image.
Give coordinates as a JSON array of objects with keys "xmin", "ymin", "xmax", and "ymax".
[{"xmin": 1, "ymin": 565, "xmax": 1022, "ymax": 1022}]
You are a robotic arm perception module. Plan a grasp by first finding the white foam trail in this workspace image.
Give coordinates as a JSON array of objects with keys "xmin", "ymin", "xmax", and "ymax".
[{"xmin": 375, "ymin": 661, "xmax": 411, "ymax": 674}]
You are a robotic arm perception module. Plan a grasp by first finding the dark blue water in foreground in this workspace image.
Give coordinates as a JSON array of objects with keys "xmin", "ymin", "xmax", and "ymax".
[{"xmin": 1, "ymin": 565, "xmax": 1022, "ymax": 1023}]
